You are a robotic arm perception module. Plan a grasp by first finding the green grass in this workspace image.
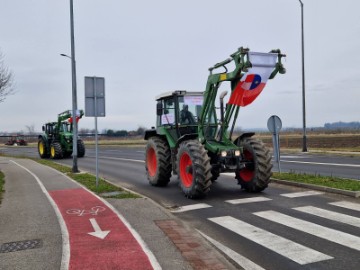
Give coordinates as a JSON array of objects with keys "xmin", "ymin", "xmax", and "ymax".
[
  {"xmin": 0, "ymin": 170, "xmax": 4, "ymax": 203},
  {"xmin": 36, "ymin": 159, "xmax": 140, "ymax": 199},
  {"xmin": 272, "ymin": 172, "xmax": 360, "ymax": 191}
]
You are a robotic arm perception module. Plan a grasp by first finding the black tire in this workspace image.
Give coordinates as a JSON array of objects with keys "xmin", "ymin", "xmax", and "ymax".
[
  {"xmin": 50, "ymin": 142, "xmax": 63, "ymax": 159},
  {"xmin": 38, "ymin": 139, "xmax": 49, "ymax": 158},
  {"xmin": 145, "ymin": 137, "xmax": 172, "ymax": 186},
  {"xmin": 176, "ymin": 140, "xmax": 212, "ymax": 199},
  {"xmin": 211, "ymin": 167, "xmax": 220, "ymax": 182},
  {"xmin": 63, "ymin": 151, "xmax": 72, "ymax": 158},
  {"xmin": 236, "ymin": 137, "xmax": 272, "ymax": 192},
  {"xmin": 77, "ymin": 139, "xmax": 85, "ymax": 157}
]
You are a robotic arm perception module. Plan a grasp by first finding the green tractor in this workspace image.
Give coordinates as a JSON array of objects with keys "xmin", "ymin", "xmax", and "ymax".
[
  {"xmin": 38, "ymin": 110, "xmax": 86, "ymax": 159},
  {"xmin": 144, "ymin": 47, "xmax": 286, "ymax": 199}
]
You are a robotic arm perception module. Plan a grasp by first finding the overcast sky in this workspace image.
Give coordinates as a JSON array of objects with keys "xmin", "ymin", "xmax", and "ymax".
[{"xmin": 1, "ymin": 0, "xmax": 359, "ymax": 133}]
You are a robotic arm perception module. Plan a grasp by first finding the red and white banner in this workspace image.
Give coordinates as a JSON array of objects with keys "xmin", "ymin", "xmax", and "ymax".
[{"xmin": 228, "ymin": 52, "xmax": 277, "ymax": 107}]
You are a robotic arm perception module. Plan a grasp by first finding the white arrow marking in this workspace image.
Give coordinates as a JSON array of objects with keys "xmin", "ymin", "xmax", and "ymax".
[{"xmin": 88, "ymin": 218, "xmax": 110, "ymax": 239}]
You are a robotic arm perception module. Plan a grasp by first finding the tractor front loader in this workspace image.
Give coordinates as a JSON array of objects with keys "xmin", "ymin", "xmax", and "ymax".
[
  {"xmin": 144, "ymin": 47, "xmax": 286, "ymax": 199},
  {"xmin": 38, "ymin": 110, "xmax": 86, "ymax": 159}
]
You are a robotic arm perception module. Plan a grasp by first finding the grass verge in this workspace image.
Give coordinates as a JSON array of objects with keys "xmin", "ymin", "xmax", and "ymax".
[
  {"xmin": 36, "ymin": 159, "xmax": 140, "ymax": 199},
  {"xmin": 0, "ymin": 170, "xmax": 4, "ymax": 203},
  {"xmin": 272, "ymin": 172, "xmax": 360, "ymax": 191}
]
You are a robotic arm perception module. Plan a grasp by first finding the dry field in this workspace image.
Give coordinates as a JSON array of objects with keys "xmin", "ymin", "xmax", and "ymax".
[{"xmin": 256, "ymin": 133, "xmax": 360, "ymax": 152}]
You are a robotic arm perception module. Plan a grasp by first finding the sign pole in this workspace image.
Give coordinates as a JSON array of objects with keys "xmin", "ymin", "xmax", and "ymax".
[
  {"xmin": 85, "ymin": 76, "xmax": 105, "ymax": 190},
  {"xmin": 93, "ymin": 77, "xmax": 99, "ymax": 189},
  {"xmin": 267, "ymin": 115, "xmax": 282, "ymax": 173}
]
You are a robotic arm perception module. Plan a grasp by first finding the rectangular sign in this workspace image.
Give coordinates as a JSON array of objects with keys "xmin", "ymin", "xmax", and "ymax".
[{"xmin": 85, "ymin": 77, "xmax": 105, "ymax": 117}]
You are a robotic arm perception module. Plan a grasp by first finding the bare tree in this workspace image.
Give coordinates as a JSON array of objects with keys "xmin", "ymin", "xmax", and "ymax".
[
  {"xmin": 25, "ymin": 124, "xmax": 36, "ymax": 135},
  {"xmin": 0, "ymin": 51, "xmax": 15, "ymax": 103}
]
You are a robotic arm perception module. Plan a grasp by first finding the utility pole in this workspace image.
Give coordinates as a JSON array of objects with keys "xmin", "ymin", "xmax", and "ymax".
[
  {"xmin": 299, "ymin": 0, "xmax": 307, "ymax": 152},
  {"xmin": 70, "ymin": 0, "xmax": 79, "ymax": 172}
]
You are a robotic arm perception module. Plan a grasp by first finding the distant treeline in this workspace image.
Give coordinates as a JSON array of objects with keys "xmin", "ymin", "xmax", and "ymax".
[
  {"xmin": 324, "ymin": 121, "xmax": 360, "ymax": 130},
  {"xmin": 79, "ymin": 126, "xmax": 146, "ymax": 137}
]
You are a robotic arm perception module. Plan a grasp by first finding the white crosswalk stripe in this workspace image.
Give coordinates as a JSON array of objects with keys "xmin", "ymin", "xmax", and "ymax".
[
  {"xmin": 254, "ymin": 210, "xmax": 360, "ymax": 251},
  {"xmin": 329, "ymin": 201, "xmax": 360, "ymax": 212},
  {"xmin": 170, "ymin": 203, "xmax": 212, "ymax": 213},
  {"xmin": 208, "ymin": 216, "xmax": 332, "ymax": 265},
  {"xmin": 197, "ymin": 230, "xmax": 266, "ymax": 270},
  {"xmin": 225, "ymin": 196, "xmax": 272, "ymax": 205},
  {"xmin": 280, "ymin": 190, "xmax": 324, "ymax": 198},
  {"xmin": 294, "ymin": 206, "xmax": 360, "ymax": 228}
]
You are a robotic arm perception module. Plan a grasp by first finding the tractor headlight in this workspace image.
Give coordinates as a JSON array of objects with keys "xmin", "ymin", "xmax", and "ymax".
[
  {"xmin": 221, "ymin": 151, "xmax": 227, "ymax": 157},
  {"xmin": 234, "ymin": 150, "xmax": 241, "ymax": 157}
]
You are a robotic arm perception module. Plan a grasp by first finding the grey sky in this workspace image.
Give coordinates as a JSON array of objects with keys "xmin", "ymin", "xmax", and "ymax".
[{"xmin": 1, "ymin": 0, "xmax": 359, "ymax": 133}]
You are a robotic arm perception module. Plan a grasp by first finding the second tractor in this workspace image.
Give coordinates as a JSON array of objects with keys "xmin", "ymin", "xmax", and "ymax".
[{"xmin": 38, "ymin": 110, "xmax": 85, "ymax": 159}]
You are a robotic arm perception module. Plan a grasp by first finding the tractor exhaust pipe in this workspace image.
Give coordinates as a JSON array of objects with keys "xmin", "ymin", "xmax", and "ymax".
[{"xmin": 219, "ymin": 91, "xmax": 228, "ymax": 142}]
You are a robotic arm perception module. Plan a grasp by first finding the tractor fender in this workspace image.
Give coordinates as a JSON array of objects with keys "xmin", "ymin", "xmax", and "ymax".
[
  {"xmin": 175, "ymin": 134, "xmax": 198, "ymax": 148},
  {"xmin": 233, "ymin": 132, "xmax": 255, "ymax": 146},
  {"xmin": 144, "ymin": 129, "xmax": 157, "ymax": 140}
]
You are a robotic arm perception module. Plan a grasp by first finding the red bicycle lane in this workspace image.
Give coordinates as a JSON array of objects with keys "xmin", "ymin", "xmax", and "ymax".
[{"xmin": 49, "ymin": 188, "xmax": 155, "ymax": 270}]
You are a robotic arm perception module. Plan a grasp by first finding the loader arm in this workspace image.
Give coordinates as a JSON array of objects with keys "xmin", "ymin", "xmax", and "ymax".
[{"xmin": 198, "ymin": 47, "xmax": 286, "ymax": 143}]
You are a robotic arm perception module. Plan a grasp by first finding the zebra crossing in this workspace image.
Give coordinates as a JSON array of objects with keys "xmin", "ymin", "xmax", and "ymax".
[{"xmin": 171, "ymin": 191, "xmax": 360, "ymax": 269}]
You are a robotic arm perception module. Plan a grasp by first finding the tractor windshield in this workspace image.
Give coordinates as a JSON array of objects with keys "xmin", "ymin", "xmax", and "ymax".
[
  {"xmin": 178, "ymin": 95, "xmax": 203, "ymax": 125},
  {"xmin": 61, "ymin": 122, "xmax": 71, "ymax": 133}
]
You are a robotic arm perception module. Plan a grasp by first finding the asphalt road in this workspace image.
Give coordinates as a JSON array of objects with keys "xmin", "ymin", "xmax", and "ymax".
[{"xmin": 1, "ymin": 145, "xmax": 360, "ymax": 269}]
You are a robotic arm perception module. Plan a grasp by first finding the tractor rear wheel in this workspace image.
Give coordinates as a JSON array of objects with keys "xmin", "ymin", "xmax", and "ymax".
[
  {"xmin": 50, "ymin": 142, "xmax": 63, "ymax": 159},
  {"xmin": 236, "ymin": 137, "xmax": 272, "ymax": 192},
  {"xmin": 145, "ymin": 137, "xmax": 172, "ymax": 186},
  {"xmin": 177, "ymin": 140, "xmax": 212, "ymax": 199},
  {"xmin": 38, "ymin": 139, "xmax": 49, "ymax": 158},
  {"xmin": 77, "ymin": 139, "xmax": 85, "ymax": 157}
]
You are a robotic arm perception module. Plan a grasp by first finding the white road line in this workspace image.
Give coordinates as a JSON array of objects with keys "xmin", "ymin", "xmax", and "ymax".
[
  {"xmin": 10, "ymin": 160, "xmax": 70, "ymax": 270},
  {"xmin": 208, "ymin": 216, "xmax": 332, "ymax": 265},
  {"xmin": 329, "ymin": 201, "xmax": 360, "ymax": 212},
  {"xmin": 171, "ymin": 203, "xmax": 212, "ymax": 213},
  {"xmin": 281, "ymin": 160, "xmax": 360, "ymax": 168},
  {"xmin": 294, "ymin": 206, "xmax": 360, "ymax": 228},
  {"xmin": 101, "ymin": 156, "xmax": 145, "ymax": 163},
  {"xmin": 197, "ymin": 230, "xmax": 266, "ymax": 270},
  {"xmin": 225, "ymin": 196, "xmax": 272, "ymax": 205},
  {"xmin": 254, "ymin": 210, "xmax": 360, "ymax": 251},
  {"xmin": 281, "ymin": 190, "xmax": 324, "ymax": 198}
]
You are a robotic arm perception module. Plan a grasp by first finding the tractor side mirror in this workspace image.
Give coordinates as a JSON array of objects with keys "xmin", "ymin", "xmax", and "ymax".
[
  {"xmin": 42, "ymin": 126, "xmax": 45, "ymax": 131},
  {"xmin": 156, "ymin": 102, "xmax": 163, "ymax": 116}
]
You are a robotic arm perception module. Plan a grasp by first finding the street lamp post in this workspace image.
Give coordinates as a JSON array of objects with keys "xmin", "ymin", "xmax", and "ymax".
[
  {"xmin": 299, "ymin": 0, "xmax": 308, "ymax": 152},
  {"xmin": 63, "ymin": 0, "xmax": 79, "ymax": 173}
]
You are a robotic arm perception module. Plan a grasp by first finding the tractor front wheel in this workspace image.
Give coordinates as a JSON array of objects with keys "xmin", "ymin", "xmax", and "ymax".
[
  {"xmin": 177, "ymin": 140, "xmax": 212, "ymax": 199},
  {"xmin": 38, "ymin": 139, "xmax": 49, "ymax": 158},
  {"xmin": 236, "ymin": 137, "xmax": 272, "ymax": 192},
  {"xmin": 145, "ymin": 137, "xmax": 172, "ymax": 186},
  {"xmin": 50, "ymin": 142, "xmax": 63, "ymax": 159}
]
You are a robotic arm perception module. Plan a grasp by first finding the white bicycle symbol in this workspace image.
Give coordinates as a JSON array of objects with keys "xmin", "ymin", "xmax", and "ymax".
[{"xmin": 66, "ymin": 206, "xmax": 106, "ymax": 216}]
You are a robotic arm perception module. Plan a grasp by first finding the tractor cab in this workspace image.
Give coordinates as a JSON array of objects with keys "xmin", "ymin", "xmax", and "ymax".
[{"xmin": 155, "ymin": 91, "xmax": 204, "ymax": 138}]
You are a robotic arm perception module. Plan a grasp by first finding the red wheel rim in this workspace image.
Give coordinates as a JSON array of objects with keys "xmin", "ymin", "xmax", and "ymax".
[
  {"xmin": 147, "ymin": 147, "xmax": 157, "ymax": 177},
  {"xmin": 179, "ymin": 152, "xmax": 193, "ymax": 188},
  {"xmin": 239, "ymin": 149, "xmax": 254, "ymax": 182}
]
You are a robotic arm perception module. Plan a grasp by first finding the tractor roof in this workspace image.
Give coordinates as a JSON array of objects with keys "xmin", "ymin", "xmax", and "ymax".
[{"xmin": 155, "ymin": 90, "xmax": 203, "ymax": 101}]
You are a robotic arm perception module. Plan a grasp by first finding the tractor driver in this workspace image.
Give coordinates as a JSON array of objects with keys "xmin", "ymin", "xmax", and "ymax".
[{"xmin": 180, "ymin": 104, "xmax": 195, "ymax": 124}]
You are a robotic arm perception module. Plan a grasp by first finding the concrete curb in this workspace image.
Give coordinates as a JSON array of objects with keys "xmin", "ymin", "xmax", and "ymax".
[{"xmin": 271, "ymin": 178, "xmax": 360, "ymax": 198}]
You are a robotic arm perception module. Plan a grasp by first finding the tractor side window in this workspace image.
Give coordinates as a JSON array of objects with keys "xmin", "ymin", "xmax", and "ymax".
[{"xmin": 160, "ymin": 98, "xmax": 175, "ymax": 125}]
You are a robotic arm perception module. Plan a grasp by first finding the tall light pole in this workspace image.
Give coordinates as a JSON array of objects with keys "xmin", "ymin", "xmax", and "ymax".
[
  {"xmin": 67, "ymin": 0, "xmax": 79, "ymax": 172},
  {"xmin": 299, "ymin": 0, "xmax": 307, "ymax": 152}
]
